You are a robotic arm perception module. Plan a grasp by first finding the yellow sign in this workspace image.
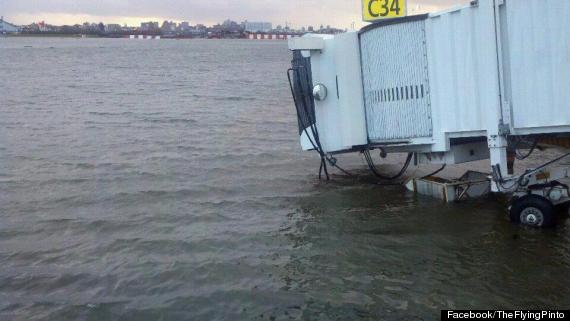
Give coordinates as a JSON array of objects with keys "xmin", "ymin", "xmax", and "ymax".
[{"xmin": 362, "ymin": 0, "xmax": 407, "ymax": 22}]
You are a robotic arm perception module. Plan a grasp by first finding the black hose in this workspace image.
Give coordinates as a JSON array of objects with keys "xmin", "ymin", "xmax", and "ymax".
[
  {"xmin": 421, "ymin": 164, "xmax": 447, "ymax": 179},
  {"xmin": 363, "ymin": 149, "xmax": 413, "ymax": 180},
  {"xmin": 288, "ymin": 66, "xmax": 357, "ymax": 181},
  {"xmin": 513, "ymin": 136, "xmax": 540, "ymax": 160}
]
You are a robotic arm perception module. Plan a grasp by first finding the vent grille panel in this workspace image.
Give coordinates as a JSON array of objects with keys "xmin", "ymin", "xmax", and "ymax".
[{"xmin": 360, "ymin": 20, "xmax": 433, "ymax": 141}]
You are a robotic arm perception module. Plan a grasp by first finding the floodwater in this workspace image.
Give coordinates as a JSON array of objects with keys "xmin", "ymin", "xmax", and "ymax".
[{"xmin": 1, "ymin": 38, "xmax": 569, "ymax": 321}]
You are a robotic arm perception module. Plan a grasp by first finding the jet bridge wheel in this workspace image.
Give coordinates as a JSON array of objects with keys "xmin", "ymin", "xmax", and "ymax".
[{"xmin": 509, "ymin": 195, "xmax": 556, "ymax": 228}]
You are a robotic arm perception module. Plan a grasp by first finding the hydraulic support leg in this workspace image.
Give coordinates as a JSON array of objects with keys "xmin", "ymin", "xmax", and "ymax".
[{"xmin": 489, "ymin": 135, "xmax": 509, "ymax": 192}]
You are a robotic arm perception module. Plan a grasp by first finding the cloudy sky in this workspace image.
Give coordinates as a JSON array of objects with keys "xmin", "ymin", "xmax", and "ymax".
[{"xmin": 1, "ymin": 0, "xmax": 470, "ymax": 28}]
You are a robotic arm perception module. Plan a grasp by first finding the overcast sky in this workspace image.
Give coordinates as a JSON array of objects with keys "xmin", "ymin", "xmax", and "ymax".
[{"xmin": 1, "ymin": 0, "xmax": 470, "ymax": 28}]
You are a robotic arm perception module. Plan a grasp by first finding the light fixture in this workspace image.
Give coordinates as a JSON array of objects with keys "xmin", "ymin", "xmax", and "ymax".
[{"xmin": 312, "ymin": 84, "xmax": 327, "ymax": 101}]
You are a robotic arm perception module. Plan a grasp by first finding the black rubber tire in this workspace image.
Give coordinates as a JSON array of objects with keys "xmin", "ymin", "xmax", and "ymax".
[{"xmin": 509, "ymin": 195, "xmax": 556, "ymax": 228}]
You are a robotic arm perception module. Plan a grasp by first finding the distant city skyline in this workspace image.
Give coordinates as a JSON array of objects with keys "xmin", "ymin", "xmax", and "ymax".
[
  {"xmin": 5, "ymin": 17, "xmax": 336, "ymax": 39},
  {"xmin": 2, "ymin": 0, "xmax": 470, "ymax": 30},
  {"xmin": 3, "ymin": 17, "xmax": 343, "ymax": 34}
]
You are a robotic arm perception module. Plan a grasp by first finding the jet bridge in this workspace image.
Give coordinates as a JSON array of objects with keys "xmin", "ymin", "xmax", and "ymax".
[{"xmin": 287, "ymin": 0, "xmax": 570, "ymax": 227}]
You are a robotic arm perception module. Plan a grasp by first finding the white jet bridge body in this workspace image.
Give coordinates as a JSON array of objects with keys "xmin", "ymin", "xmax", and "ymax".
[{"xmin": 287, "ymin": 0, "xmax": 570, "ymax": 227}]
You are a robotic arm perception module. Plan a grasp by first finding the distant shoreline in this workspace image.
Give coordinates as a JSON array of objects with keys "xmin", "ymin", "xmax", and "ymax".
[
  {"xmin": 3, "ymin": 33, "xmax": 96, "ymax": 38},
  {"xmin": 1, "ymin": 33, "xmax": 297, "ymax": 41},
  {"xmin": 2, "ymin": 34, "xmax": 274, "ymax": 40}
]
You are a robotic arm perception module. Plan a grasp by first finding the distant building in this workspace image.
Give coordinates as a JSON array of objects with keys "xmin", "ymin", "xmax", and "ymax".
[
  {"xmin": 38, "ymin": 21, "xmax": 50, "ymax": 32},
  {"xmin": 0, "ymin": 17, "xmax": 20, "ymax": 33},
  {"xmin": 105, "ymin": 24, "xmax": 122, "ymax": 33},
  {"xmin": 140, "ymin": 21, "xmax": 159, "ymax": 32},
  {"xmin": 161, "ymin": 20, "xmax": 177, "ymax": 33},
  {"xmin": 245, "ymin": 21, "xmax": 272, "ymax": 33},
  {"xmin": 180, "ymin": 21, "xmax": 190, "ymax": 32},
  {"xmin": 221, "ymin": 19, "xmax": 242, "ymax": 33}
]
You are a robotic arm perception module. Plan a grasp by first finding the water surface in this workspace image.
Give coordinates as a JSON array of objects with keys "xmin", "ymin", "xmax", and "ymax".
[{"xmin": 1, "ymin": 38, "xmax": 569, "ymax": 321}]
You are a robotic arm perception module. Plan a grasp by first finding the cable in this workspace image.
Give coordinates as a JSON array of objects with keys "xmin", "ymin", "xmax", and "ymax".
[
  {"xmin": 512, "ymin": 136, "xmax": 540, "ymax": 160},
  {"xmin": 287, "ymin": 68, "xmax": 327, "ymax": 179},
  {"xmin": 363, "ymin": 149, "xmax": 413, "ymax": 180},
  {"xmin": 288, "ymin": 65, "xmax": 356, "ymax": 181},
  {"xmin": 325, "ymin": 155, "xmax": 355, "ymax": 177},
  {"xmin": 492, "ymin": 152, "xmax": 570, "ymax": 192},
  {"xmin": 289, "ymin": 60, "xmax": 412, "ymax": 183},
  {"xmin": 527, "ymin": 151, "xmax": 570, "ymax": 174},
  {"xmin": 421, "ymin": 164, "xmax": 447, "ymax": 179}
]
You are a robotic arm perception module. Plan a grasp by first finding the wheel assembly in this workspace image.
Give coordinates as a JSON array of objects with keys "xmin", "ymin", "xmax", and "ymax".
[{"xmin": 509, "ymin": 195, "xmax": 556, "ymax": 228}]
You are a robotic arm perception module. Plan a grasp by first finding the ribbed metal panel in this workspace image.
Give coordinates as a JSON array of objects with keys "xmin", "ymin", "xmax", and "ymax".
[
  {"xmin": 503, "ymin": 0, "xmax": 570, "ymax": 130},
  {"xmin": 424, "ymin": 3, "xmax": 500, "ymax": 142},
  {"xmin": 360, "ymin": 20, "xmax": 432, "ymax": 142}
]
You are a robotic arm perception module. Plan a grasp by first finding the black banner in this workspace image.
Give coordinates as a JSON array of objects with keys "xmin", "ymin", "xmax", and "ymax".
[{"xmin": 442, "ymin": 311, "xmax": 569, "ymax": 320}]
